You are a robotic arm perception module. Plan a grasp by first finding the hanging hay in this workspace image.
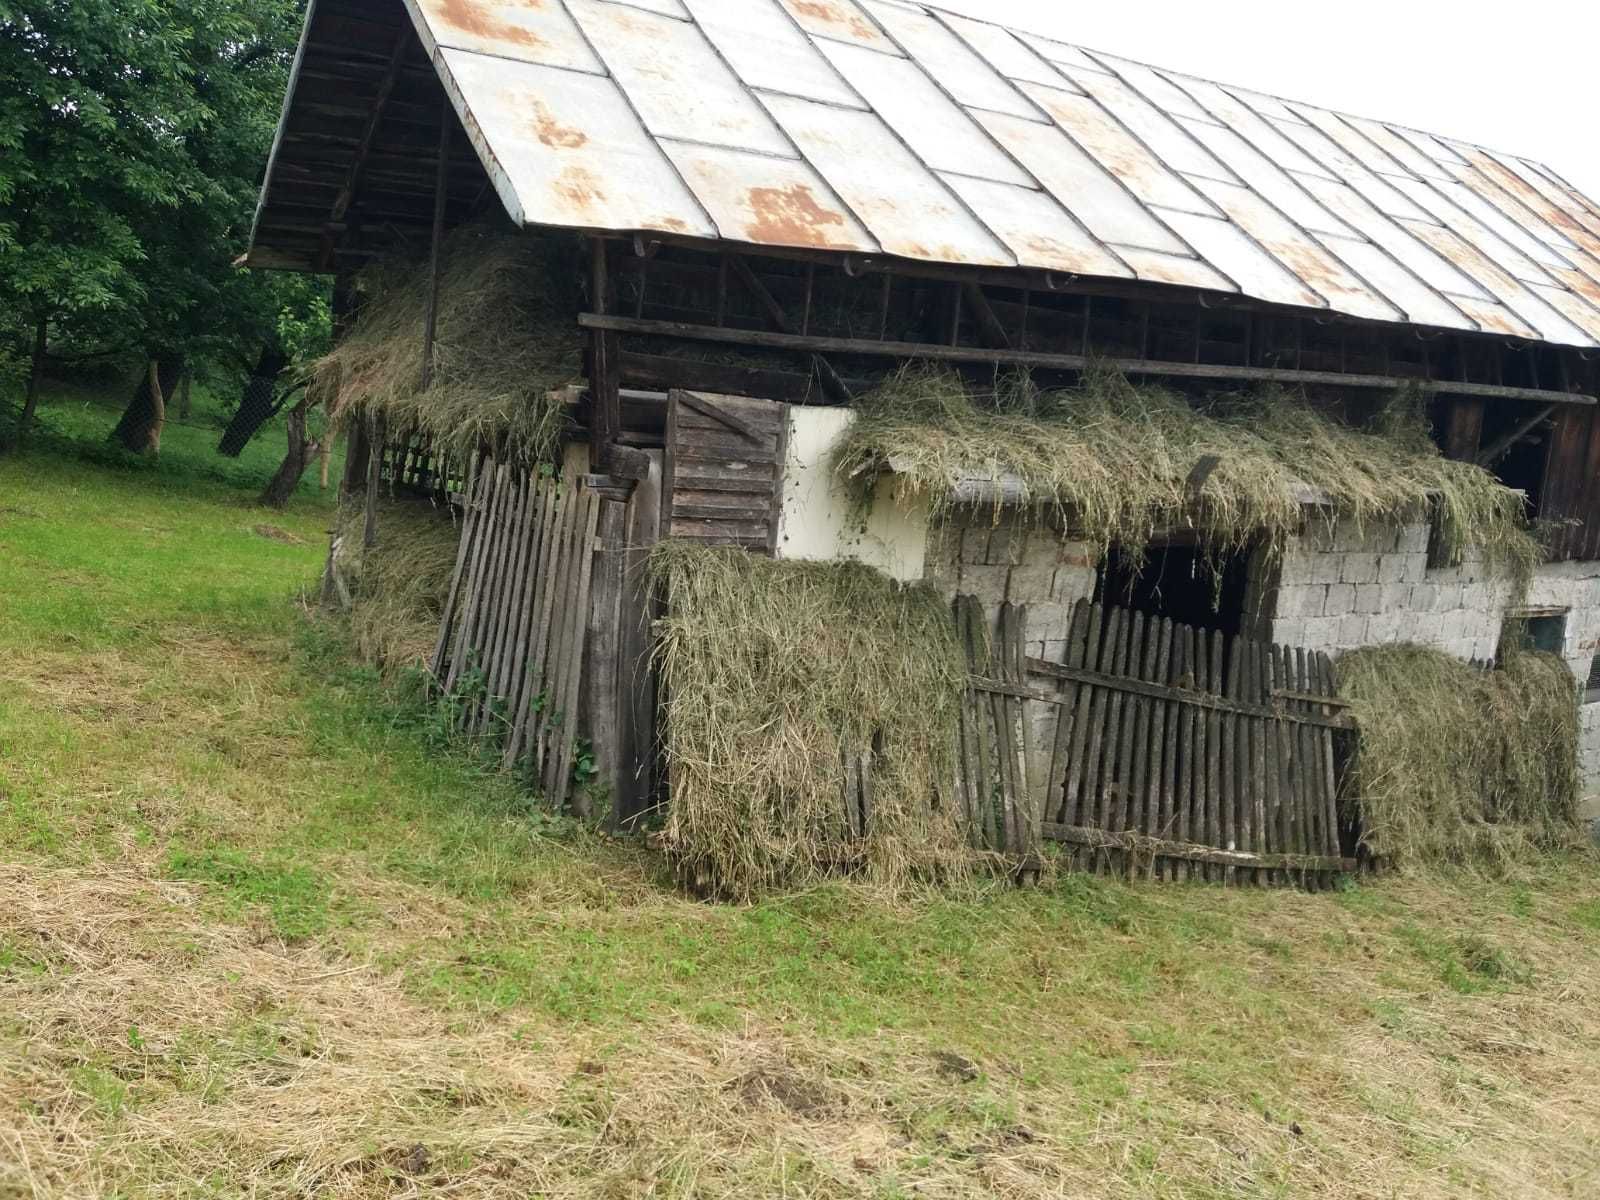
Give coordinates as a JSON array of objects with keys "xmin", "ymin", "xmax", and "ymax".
[
  {"xmin": 833, "ymin": 366, "xmax": 1539, "ymax": 582},
  {"xmin": 314, "ymin": 226, "xmax": 582, "ymax": 469},
  {"xmin": 1338, "ymin": 644, "xmax": 1580, "ymax": 871},
  {"xmin": 329, "ymin": 500, "xmax": 461, "ymax": 673},
  {"xmin": 649, "ymin": 541, "xmax": 973, "ymax": 899}
]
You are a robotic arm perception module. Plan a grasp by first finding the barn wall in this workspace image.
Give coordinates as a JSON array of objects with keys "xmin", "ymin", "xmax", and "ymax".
[
  {"xmin": 1268, "ymin": 517, "xmax": 1600, "ymax": 805},
  {"xmin": 774, "ymin": 406, "xmax": 930, "ymax": 582}
]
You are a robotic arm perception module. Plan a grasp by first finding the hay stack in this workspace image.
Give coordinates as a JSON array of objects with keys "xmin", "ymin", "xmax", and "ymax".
[
  {"xmin": 314, "ymin": 226, "xmax": 582, "ymax": 469},
  {"xmin": 1339, "ymin": 644, "xmax": 1580, "ymax": 870},
  {"xmin": 329, "ymin": 501, "xmax": 461, "ymax": 673},
  {"xmin": 649, "ymin": 542, "xmax": 971, "ymax": 899},
  {"xmin": 834, "ymin": 366, "xmax": 1538, "ymax": 582}
]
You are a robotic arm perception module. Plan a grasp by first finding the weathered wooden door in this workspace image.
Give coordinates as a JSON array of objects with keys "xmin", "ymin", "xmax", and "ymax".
[
  {"xmin": 662, "ymin": 389, "xmax": 788, "ymax": 553},
  {"xmin": 960, "ymin": 598, "xmax": 1358, "ymax": 888}
]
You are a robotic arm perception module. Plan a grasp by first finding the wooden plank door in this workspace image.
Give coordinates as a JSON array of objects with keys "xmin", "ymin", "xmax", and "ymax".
[{"xmin": 662, "ymin": 390, "xmax": 788, "ymax": 553}]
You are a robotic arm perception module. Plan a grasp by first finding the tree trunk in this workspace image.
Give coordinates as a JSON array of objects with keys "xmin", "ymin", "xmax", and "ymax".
[
  {"xmin": 143, "ymin": 360, "xmax": 167, "ymax": 455},
  {"xmin": 112, "ymin": 355, "xmax": 183, "ymax": 453},
  {"xmin": 4, "ymin": 317, "xmax": 47, "ymax": 450},
  {"xmin": 219, "ymin": 343, "xmax": 289, "ymax": 457},
  {"xmin": 258, "ymin": 397, "xmax": 320, "ymax": 508},
  {"xmin": 319, "ymin": 430, "xmax": 333, "ymax": 490},
  {"xmin": 177, "ymin": 369, "xmax": 193, "ymax": 420}
]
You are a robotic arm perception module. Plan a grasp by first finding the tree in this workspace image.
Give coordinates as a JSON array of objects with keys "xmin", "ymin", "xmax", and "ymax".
[{"xmin": 0, "ymin": 0, "xmax": 319, "ymax": 452}]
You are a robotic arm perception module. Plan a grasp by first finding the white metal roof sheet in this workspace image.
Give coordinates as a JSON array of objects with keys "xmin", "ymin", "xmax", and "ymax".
[{"xmin": 261, "ymin": 0, "xmax": 1600, "ymax": 351}]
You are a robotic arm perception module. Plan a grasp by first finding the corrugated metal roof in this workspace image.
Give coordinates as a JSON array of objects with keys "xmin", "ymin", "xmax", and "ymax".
[{"xmin": 261, "ymin": 0, "xmax": 1600, "ymax": 349}]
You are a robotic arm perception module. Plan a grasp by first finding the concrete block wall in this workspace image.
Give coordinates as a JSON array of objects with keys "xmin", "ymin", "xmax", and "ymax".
[
  {"xmin": 922, "ymin": 516, "xmax": 1098, "ymax": 659},
  {"xmin": 1268, "ymin": 515, "xmax": 1600, "ymax": 801}
]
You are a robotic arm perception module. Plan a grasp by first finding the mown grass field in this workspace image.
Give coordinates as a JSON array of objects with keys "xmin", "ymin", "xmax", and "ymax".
[{"xmin": 2, "ymin": 430, "xmax": 1599, "ymax": 1198}]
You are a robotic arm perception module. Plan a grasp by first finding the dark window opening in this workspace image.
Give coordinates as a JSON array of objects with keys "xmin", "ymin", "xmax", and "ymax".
[
  {"xmin": 1096, "ymin": 540, "xmax": 1256, "ymax": 637},
  {"xmin": 1479, "ymin": 407, "xmax": 1552, "ymax": 519},
  {"xmin": 1501, "ymin": 610, "xmax": 1566, "ymax": 660},
  {"xmin": 1586, "ymin": 655, "xmax": 1600, "ymax": 704}
]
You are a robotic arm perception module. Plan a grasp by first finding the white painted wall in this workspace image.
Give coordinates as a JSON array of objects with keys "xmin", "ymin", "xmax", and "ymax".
[{"xmin": 774, "ymin": 406, "xmax": 930, "ymax": 582}]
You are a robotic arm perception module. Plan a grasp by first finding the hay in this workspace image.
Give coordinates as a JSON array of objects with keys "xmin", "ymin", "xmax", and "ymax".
[
  {"xmin": 649, "ymin": 541, "xmax": 972, "ymax": 899},
  {"xmin": 313, "ymin": 226, "xmax": 582, "ymax": 469},
  {"xmin": 1338, "ymin": 644, "xmax": 1581, "ymax": 870},
  {"xmin": 331, "ymin": 500, "xmax": 461, "ymax": 673},
  {"xmin": 833, "ymin": 366, "xmax": 1539, "ymax": 582}
]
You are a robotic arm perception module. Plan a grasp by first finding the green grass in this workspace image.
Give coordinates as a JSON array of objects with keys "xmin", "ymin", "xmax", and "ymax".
[{"xmin": 2, "ymin": 431, "xmax": 1599, "ymax": 1199}]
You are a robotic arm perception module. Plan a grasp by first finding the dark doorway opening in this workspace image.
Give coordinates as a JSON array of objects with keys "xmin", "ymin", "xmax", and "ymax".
[
  {"xmin": 1095, "ymin": 540, "xmax": 1256, "ymax": 636},
  {"xmin": 1479, "ymin": 407, "xmax": 1551, "ymax": 518}
]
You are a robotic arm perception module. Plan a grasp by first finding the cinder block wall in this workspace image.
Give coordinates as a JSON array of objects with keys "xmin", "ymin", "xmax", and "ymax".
[{"xmin": 1269, "ymin": 516, "xmax": 1600, "ymax": 803}]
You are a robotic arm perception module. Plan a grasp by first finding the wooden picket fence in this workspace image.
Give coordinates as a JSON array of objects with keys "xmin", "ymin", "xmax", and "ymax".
[
  {"xmin": 431, "ymin": 461, "xmax": 601, "ymax": 811},
  {"xmin": 960, "ymin": 597, "xmax": 1359, "ymax": 888}
]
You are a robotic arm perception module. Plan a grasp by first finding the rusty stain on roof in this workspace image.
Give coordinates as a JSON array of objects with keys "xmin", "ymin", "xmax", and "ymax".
[
  {"xmin": 746, "ymin": 183, "xmax": 852, "ymax": 249},
  {"xmin": 532, "ymin": 102, "xmax": 587, "ymax": 149},
  {"xmin": 251, "ymin": 0, "xmax": 1600, "ymax": 349}
]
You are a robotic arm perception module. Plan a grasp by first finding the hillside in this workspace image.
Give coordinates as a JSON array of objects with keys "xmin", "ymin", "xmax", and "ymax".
[{"xmin": 1, "ymin": 443, "xmax": 1598, "ymax": 1199}]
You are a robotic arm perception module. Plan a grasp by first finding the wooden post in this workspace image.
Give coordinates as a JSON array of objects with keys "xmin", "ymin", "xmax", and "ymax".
[
  {"xmin": 615, "ymin": 453, "xmax": 663, "ymax": 828},
  {"xmin": 589, "ymin": 238, "xmax": 621, "ymax": 471},
  {"xmin": 1444, "ymin": 397, "xmax": 1486, "ymax": 462},
  {"xmin": 582, "ymin": 490, "xmax": 630, "ymax": 824},
  {"xmin": 421, "ymin": 99, "xmax": 450, "ymax": 391},
  {"xmin": 363, "ymin": 411, "xmax": 385, "ymax": 548}
]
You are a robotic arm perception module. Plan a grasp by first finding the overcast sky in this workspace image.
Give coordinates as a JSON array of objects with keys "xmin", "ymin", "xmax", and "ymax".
[{"xmin": 928, "ymin": 0, "xmax": 1600, "ymax": 200}]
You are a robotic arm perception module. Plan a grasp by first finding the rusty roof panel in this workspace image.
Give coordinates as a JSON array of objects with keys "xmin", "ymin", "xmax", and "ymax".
[
  {"xmin": 866, "ymin": 1, "xmax": 1036, "ymax": 118},
  {"xmin": 407, "ymin": 0, "xmax": 604, "ymax": 72},
  {"xmin": 1062, "ymin": 67, "xmax": 1237, "ymax": 183},
  {"xmin": 942, "ymin": 173, "xmax": 1132, "ymax": 278},
  {"xmin": 1390, "ymin": 175, "xmax": 1562, "ymax": 283},
  {"xmin": 683, "ymin": 0, "xmax": 862, "ymax": 108},
  {"xmin": 1093, "ymin": 54, "xmax": 1216, "ymax": 123},
  {"xmin": 760, "ymin": 93, "xmax": 1011, "ymax": 265},
  {"xmin": 1434, "ymin": 172, "xmax": 1578, "ymax": 265},
  {"xmin": 1189, "ymin": 177, "xmax": 1401, "ymax": 322},
  {"xmin": 1530, "ymin": 283, "xmax": 1600, "ymax": 343},
  {"xmin": 819, "ymin": 41, "xmax": 1032, "ymax": 185},
  {"xmin": 1400, "ymin": 219, "xmax": 1590, "ymax": 344},
  {"xmin": 1158, "ymin": 209, "xmax": 1325, "ymax": 309},
  {"xmin": 662, "ymin": 139, "xmax": 877, "ymax": 252},
  {"xmin": 568, "ymin": 0, "xmax": 791, "ymax": 155},
  {"xmin": 1178, "ymin": 118, "xmax": 1351, "ymax": 238},
  {"xmin": 935, "ymin": 11, "xmax": 1076, "ymax": 90},
  {"xmin": 1023, "ymin": 82, "xmax": 1216, "ymax": 216},
  {"xmin": 1270, "ymin": 118, "xmax": 1431, "ymax": 222},
  {"xmin": 1294, "ymin": 172, "xmax": 1489, "ymax": 301},
  {"xmin": 436, "ymin": 48, "xmax": 714, "ymax": 236},
  {"xmin": 1446, "ymin": 294, "xmax": 1539, "ymax": 340},
  {"xmin": 972, "ymin": 107, "xmax": 1190, "ymax": 255},
  {"xmin": 1163, "ymin": 74, "xmax": 1335, "ymax": 179},
  {"xmin": 777, "ymin": 0, "xmax": 896, "ymax": 52},
  {"xmin": 1317, "ymin": 235, "xmax": 1475, "ymax": 331},
  {"xmin": 254, "ymin": 0, "xmax": 1600, "ymax": 349},
  {"xmin": 1114, "ymin": 247, "xmax": 1238, "ymax": 293}
]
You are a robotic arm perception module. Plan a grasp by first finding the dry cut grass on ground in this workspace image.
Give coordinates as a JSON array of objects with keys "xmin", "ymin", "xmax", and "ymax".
[{"xmin": 3, "ymin": 446, "xmax": 1600, "ymax": 1198}]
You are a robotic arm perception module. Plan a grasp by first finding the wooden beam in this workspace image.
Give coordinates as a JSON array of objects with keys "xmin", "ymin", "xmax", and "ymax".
[
  {"xmin": 1477, "ymin": 403, "xmax": 1558, "ymax": 466},
  {"xmin": 578, "ymin": 313, "xmax": 1598, "ymax": 406},
  {"xmin": 419, "ymin": 98, "xmax": 450, "ymax": 390},
  {"xmin": 727, "ymin": 254, "xmax": 852, "ymax": 403},
  {"xmin": 1043, "ymin": 823, "xmax": 1358, "ymax": 873},
  {"xmin": 589, "ymin": 239, "xmax": 621, "ymax": 470},
  {"xmin": 1443, "ymin": 397, "xmax": 1485, "ymax": 461},
  {"xmin": 963, "ymin": 283, "xmax": 1012, "ymax": 350},
  {"xmin": 318, "ymin": 26, "xmax": 412, "ymax": 270}
]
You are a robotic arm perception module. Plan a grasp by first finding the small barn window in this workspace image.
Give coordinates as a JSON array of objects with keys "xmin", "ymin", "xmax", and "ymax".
[
  {"xmin": 1586, "ymin": 655, "xmax": 1600, "ymax": 705},
  {"xmin": 1501, "ymin": 609, "xmax": 1567, "ymax": 659},
  {"xmin": 1096, "ymin": 539, "xmax": 1257, "ymax": 637}
]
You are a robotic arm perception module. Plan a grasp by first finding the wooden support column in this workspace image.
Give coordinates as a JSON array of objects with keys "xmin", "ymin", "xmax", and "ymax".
[
  {"xmin": 363, "ymin": 411, "xmax": 385, "ymax": 548},
  {"xmin": 589, "ymin": 238, "xmax": 621, "ymax": 471},
  {"xmin": 420, "ymin": 99, "xmax": 451, "ymax": 390},
  {"xmin": 1443, "ymin": 397, "xmax": 1485, "ymax": 461},
  {"xmin": 581, "ymin": 486, "xmax": 630, "ymax": 823}
]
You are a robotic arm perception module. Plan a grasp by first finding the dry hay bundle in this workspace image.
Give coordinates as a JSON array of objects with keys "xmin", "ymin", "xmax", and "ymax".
[
  {"xmin": 1339, "ymin": 644, "xmax": 1580, "ymax": 870},
  {"xmin": 331, "ymin": 500, "xmax": 461, "ymax": 673},
  {"xmin": 649, "ymin": 541, "xmax": 971, "ymax": 899},
  {"xmin": 834, "ymin": 366, "xmax": 1538, "ymax": 581},
  {"xmin": 314, "ymin": 226, "xmax": 582, "ymax": 468}
]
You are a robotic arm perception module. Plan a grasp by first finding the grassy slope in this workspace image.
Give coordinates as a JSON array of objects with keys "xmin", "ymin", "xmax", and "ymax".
[{"xmin": 1, "ymin": 441, "xmax": 1599, "ymax": 1198}]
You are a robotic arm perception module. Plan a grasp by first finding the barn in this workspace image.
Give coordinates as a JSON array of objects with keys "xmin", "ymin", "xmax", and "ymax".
[{"xmin": 247, "ymin": 0, "xmax": 1600, "ymax": 891}]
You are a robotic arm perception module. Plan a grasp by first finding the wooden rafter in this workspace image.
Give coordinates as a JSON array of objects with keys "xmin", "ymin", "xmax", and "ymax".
[{"xmin": 317, "ymin": 26, "xmax": 413, "ymax": 270}]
